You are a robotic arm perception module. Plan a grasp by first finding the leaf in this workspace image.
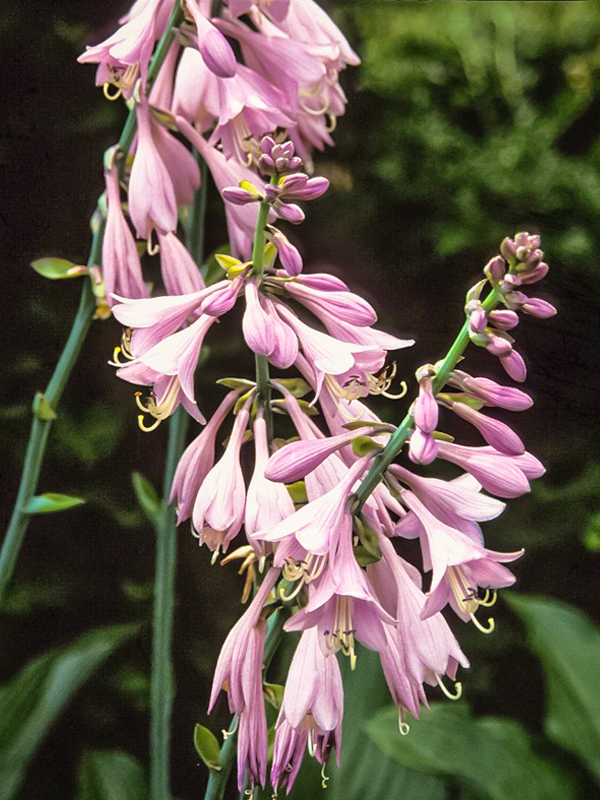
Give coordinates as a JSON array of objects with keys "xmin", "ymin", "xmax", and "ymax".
[
  {"xmin": 203, "ymin": 243, "xmax": 231, "ymax": 286},
  {"xmin": 32, "ymin": 391, "xmax": 56, "ymax": 420},
  {"xmin": 0, "ymin": 625, "xmax": 137, "ymax": 800},
  {"xmin": 366, "ymin": 703, "xmax": 578, "ymax": 800},
  {"xmin": 31, "ymin": 257, "xmax": 86, "ymax": 280},
  {"xmin": 77, "ymin": 750, "xmax": 148, "ymax": 800},
  {"xmin": 194, "ymin": 724, "xmax": 222, "ymax": 771},
  {"xmin": 507, "ymin": 594, "xmax": 600, "ymax": 783},
  {"xmin": 131, "ymin": 472, "xmax": 160, "ymax": 524},
  {"xmin": 23, "ymin": 492, "xmax": 85, "ymax": 515}
]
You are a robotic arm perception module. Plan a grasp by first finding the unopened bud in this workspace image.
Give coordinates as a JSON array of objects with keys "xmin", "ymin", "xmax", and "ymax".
[
  {"xmin": 500, "ymin": 237, "xmax": 517, "ymax": 261},
  {"xmin": 275, "ymin": 203, "xmax": 305, "ymax": 224},
  {"xmin": 484, "ymin": 256, "xmax": 506, "ymax": 285},
  {"xmin": 488, "ymin": 309, "xmax": 519, "ymax": 330},
  {"xmin": 272, "ymin": 230, "xmax": 303, "ymax": 276}
]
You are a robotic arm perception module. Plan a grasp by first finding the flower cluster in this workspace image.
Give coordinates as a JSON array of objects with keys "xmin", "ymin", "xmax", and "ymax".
[{"xmin": 80, "ymin": 1, "xmax": 557, "ymax": 795}]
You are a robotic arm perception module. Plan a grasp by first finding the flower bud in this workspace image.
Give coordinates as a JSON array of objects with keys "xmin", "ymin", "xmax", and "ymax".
[
  {"xmin": 468, "ymin": 306, "xmax": 487, "ymax": 335},
  {"xmin": 488, "ymin": 309, "xmax": 519, "ymax": 330},
  {"xmin": 408, "ymin": 428, "xmax": 438, "ymax": 465},
  {"xmin": 273, "ymin": 230, "xmax": 303, "ymax": 276},
  {"xmin": 500, "ymin": 349, "xmax": 527, "ymax": 383},
  {"xmin": 521, "ymin": 297, "xmax": 557, "ymax": 319},
  {"xmin": 486, "ymin": 335, "xmax": 512, "ymax": 358},
  {"xmin": 222, "ymin": 186, "xmax": 262, "ymax": 205},
  {"xmin": 276, "ymin": 203, "xmax": 305, "ymax": 224},
  {"xmin": 484, "ymin": 256, "xmax": 506, "ymax": 285},
  {"xmin": 500, "ymin": 237, "xmax": 517, "ymax": 261},
  {"xmin": 519, "ymin": 263, "xmax": 549, "ymax": 285}
]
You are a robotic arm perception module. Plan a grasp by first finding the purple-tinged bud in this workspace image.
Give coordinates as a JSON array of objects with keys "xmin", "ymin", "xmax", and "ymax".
[
  {"xmin": 452, "ymin": 402, "xmax": 525, "ymax": 456},
  {"xmin": 469, "ymin": 306, "xmax": 487, "ymax": 335},
  {"xmin": 519, "ymin": 263, "xmax": 549, "ymax": 285},
  {"xmin": 279, "ymin": 173, "xmax": 308, "ymax": 193},
  {"xmin": 275, "ymin": 157, "xmax": 290, "ymax": 172},
  {"xmin": 500, "ymin": 350, "xmax": 527, "ymax": 383},
  {"xmin": 413, "ymin": 377, "xmax": 438, "ymax": 433},
  {"xmin": 281, "ymin": 176, "xmax": 330, "ymax": 202},
  {"xmin": 198, "ymin": 25, "xmax": 238, "ymax": 78},
  {"xmin": 523, "ymin": 249, "xmax": 544, "ymax": 270},
  {"xmin": 257, "ymin": 154, "xmax": 276, "ymax": 175},
  {"xmin": 488, "ymin": 309, "xmax": 519, "ymax": 330},
  {"xmin": 276, "ymin": 203, "xmax": 305, "ymax": 224},
  {"xmin": 273, "ymin": 231, "xmax": 303, "ymax": 277},
  {"xmin": 515, "ymin": 246, "xmax": 530, "ymax": 262},
  {"xmin": 284, "ymin": 272, "xmax": 349, "ymax": 292},
  {"xmin": 451, "ymin": 372, "xmax": 533, "ymax": 411},
  {"xmin": 528, "ymin": 234, "xmax": 541, "ymax": 250},
  {"xmin": 501, "ymin": 273, "xmax": 522, "ymax": 292},
  {"xmin": 408, "ymin": 428, "xmax": 438, "ymax": 465},
  {"xmin": 271, "ymin": 142, "xmax": 295, "ymax": 160},
  {"xmin": 521, "ymin": 297, "xmax": 557, "ymax": 319},
  {"xmin": 222, "ymin": 186, "xmax": 262, "ymax": 205},
  {"xmin": 265, "ymin": 184, "xmax": 282, "ymax": 202},
  {"xmin": 486, "ymin": 335, "xmax": 513, "ymax": 358},
  {"xmin": 288, "ymin": 157, "xmax": 303, "ymax": 171},
  {"xmin": 260, "ymin": 136, "xmax": 276, "ymax": 155},
  {"xmin": 484, "ymin": 256, "xmax": 506, "ymax": 285},
  {"xmin": 500, "ymin": 237, "xmax": 517, "ymax": 261}
]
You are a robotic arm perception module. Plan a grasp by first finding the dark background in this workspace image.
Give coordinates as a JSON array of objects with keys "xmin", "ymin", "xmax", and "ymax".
[{"xmin": 1, "ymin": 1, "xmax": 599, "ymax": 798}]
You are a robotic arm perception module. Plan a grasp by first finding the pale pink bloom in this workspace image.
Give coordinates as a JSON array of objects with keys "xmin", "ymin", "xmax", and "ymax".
[
  {"xmin": 451, "ymin": 401, "xmax": 525, "ymax": 456},
  {"xmin": 245, "ymin": 415, "xmax": 295, "ymax": 557},
  {"xmin": 170, "ymin": 391, "xmax": 239, "ymax": 523},
  {"xmin": 413, "ymin": 376, "xmax": 438, "ymax": 433},
  {"xmin": 275, "ymin": 303, "xmax": 374, "ymax": 398},
  {"xmin": 192, "ymin": 404, "xmax": 250, "ymax": 553},
  {"xmin": 370, "ymin": 537, "xmax": 469, "ymax": 696},
  {"xmin": 281, "ymin": 270, "xmax": 348, "ymax": 292},
  {"xmin": 156, "ymin": 231, "xmax": 205, "ymax": 295},
  {"xmin": 148, "ymin": 39, "xmax": 179, "ymax": 111},
  {"xmin": 228, "ymin": 0, "xmax": 290, "ymax": 23},
  {"xmin": 129, "ymin": 97, "xmax": 200, "ymax": 238},
  {"xmin": 200, "ymin": 276, "xmax": 244, "ymax": 316},
  {"xmin": 78, "ymin": 0, "xmax": 174, "ymax": 97},
  {"xmin": 102, "ymin": 163, "xmax": 149, "ymax": 306},
  {"xmin": 185, "ymin": 0, "xmax": 237, "ymax": 78},
  {"xmin": 437, "ymin": 440, "xmax": 537, "ymax": 498},
  {"xmin": 242, "ymin": 281, "xmax": 275, "ymax": 357},
  {"xmin": 448, "ymin": 370, "xmax": 533, "ymax": 411},
  {"xmin": 262, "ymin": 297, "xmax": 298, "ymax": 368},
  {"xmin": 209, "ymin": 569, "xmax": 280, "ymax": 789},
  {"xmin": 271, "ymin": 627, "xmax": 343, "ymax": 793},
  {"xmin": 401, "ymin": 491, "xmax": 523, "ymax": 621},
  {"xmin": 283, "ymin": 280, "xmax": 377, "ymax": 327}
]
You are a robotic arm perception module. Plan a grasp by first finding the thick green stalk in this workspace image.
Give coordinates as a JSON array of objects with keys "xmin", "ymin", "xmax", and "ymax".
[
  {"xmin": 354, "ymin": 287, "xmax": 501, "ymax": 509},
  {"xmin": 150, "ymin": 153, "xmax": 208, "ymax": 800},
  {"xmin": 0, "ymin": 0, "xmax": 185, "ymax": 604},
  {"xmin": 252, "ymin": 199, "xmax": 274, "ymax": 440},
  {"xmin": 203, "ymin": 610, "xmax": 286, "ymax": 800}
]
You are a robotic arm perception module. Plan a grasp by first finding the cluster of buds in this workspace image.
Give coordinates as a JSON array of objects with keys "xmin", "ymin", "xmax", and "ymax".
[
  {"xmin": 465, "ymin": 233, "xmax": 557, "ymax": 381},
  {"xmin": 79, "ymin": 2, "xmax": 558, "ymax": 796}
]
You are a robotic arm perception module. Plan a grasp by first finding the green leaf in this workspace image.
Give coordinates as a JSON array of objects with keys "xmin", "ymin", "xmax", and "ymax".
[
  {"xmin": 366, "ymin": 703, "xmax": 578, "ymax": 800},
  {"xmin": 193, "ymin": 724, "xmax": 222, "ymax": 771},
  {"xmin": 0, "ymin": 625, "xmax": 137, "ymax": 800},
  {"xmin": 77, "ymin": 750, "xmax": 148, "ymax": 800},
  {"xmin": 31, "ymin": 257, "xmax": 86, "ymax": 280},
  {"xmin": 23, "ymin": 492, "xmax": 85, "ymax": 515},
  {"xmin": 131, "ymin": 472, "xmax": 160, "ymax": 523},
  {"xmin": 32, "ymin": 391, "xmax": 57, "ymax": 420},
  {"xmin": 507, "ymin": 594, "xmax": 600, "ymax": 783}
]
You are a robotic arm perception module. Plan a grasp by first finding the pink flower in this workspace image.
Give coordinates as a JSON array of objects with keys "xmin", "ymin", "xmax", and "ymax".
[
  {"xmin": 209, "ymin": 569, "xmax": 280, "ymax": 789},
  {"xmin": 128, "ymin": 97, "xmax": 200, "ymax": 239},
  {"xmin": 271, "ymin": 627, "xmax": 343, "ymax": 794},
  {"xmin": 170, "ymin": 391, "xmax": 239, "ymax": 523},
  {"xmin": 242, "ymin": 281, "xmax": 275, "ymax": 357},
  {"xmin": 184, "ymin": 0, "xmax": 237, "ymax": 78},
  {"xmin": 451, "ymin": 401, "xmax": 525, "ymax": 456},
  {"xmin": 102, "ymin": 162, "xmax": 149, "ymax": 306},
  {"xmin": 192, "ymin": 403, "xmax": 250, "ymax": 553},
  {"xmin": 245, "ymin": 415, "xmax": 295, "ymax": 557},
  {"xmin": 156, "ymin": 231, "xmax": 205, "ymax": 296},
  {"xmin": 283, "ymin": 280, "xmax": 377, "ymax": 327}
]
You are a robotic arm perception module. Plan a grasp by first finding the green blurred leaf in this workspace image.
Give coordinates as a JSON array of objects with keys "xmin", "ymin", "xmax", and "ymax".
[
  {"xmin": 507, "ymin": 594, "xmax": 600, "ymax": 784},
  {"xmin": 131, "ymin": 472, "xmax": 160, "ymax": 524},
  {"xmin": 31, "ymin": 257, "xmax": 86, "ymax": 280},
  {"xmin": 77, "ymin": 750, "xmax": 147, "ymax": 800},
  {"xmin": 23, "ymin": 492, "xmax": 85, "ymax": 514},
  {"xmin": 193, "ymin": 724, "xmax": 221, "ymax": 771},
  {"xmin": 367, "ymin": 703, "xmax": 578, "ymax": 800},
  {"xmin": 0, "ymin": 625, "xmax": 137, "ymax": 800}
]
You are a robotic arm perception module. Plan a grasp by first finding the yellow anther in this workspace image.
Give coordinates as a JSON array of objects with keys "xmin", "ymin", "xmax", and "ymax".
[
  {"xmin": 437, "ymin": 676, "xmax": 462, "ymax": 701},
  {"xmin": 103, "ymin": 83, "xmax": 122, "ymax": 101},
  {"xmin": 470, "ymin": 613, "xmax": 495, "ymax": 635},
  {"xmin": 321, "ymin": 762, "xmax": 330, "ymax": 789}
]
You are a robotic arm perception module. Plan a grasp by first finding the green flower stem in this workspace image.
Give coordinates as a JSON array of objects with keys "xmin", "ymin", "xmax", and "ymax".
[
  {"xmin": 0, "ymin": 0, "xmax": 185, "ymax": 605},
  {"xmin": 203, "ymin": 610, "xmax": 286, "ymax": 800},
  {"xmin": 354, "ymin": 287, "xmax": 501, "ymax": 510},
  {"xmin": 150, "ymin": 148, "xmax": 208, "ymax": 800},
  {"xmin": 252, "ymin": 198, "xmax": 274, "ymax": 441}
]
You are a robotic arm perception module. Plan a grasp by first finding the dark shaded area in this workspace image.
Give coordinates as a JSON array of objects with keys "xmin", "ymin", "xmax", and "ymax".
[{"xmin": 0, "ymin": 1, "xmax": 599, "ymax": 799}]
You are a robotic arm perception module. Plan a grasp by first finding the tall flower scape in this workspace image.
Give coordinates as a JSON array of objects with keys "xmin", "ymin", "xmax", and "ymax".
[{"xmin": 17, "ymin": 0, "xmax": 557, "ymax": 796}]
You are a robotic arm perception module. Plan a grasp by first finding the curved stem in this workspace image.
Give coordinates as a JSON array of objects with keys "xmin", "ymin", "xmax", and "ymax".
[
  {"xmin": 0, "ymin": 0, "xmax": 185, "ymax": 604},
  {"xmin": 150, "ymin": 152, "xmax": 208, "ymax": 800},
  {"xmin": 354, "ymin": 287, "xmax": 501, "ymax": 509}
]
